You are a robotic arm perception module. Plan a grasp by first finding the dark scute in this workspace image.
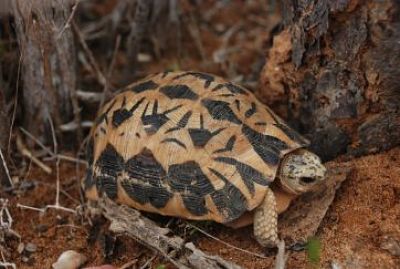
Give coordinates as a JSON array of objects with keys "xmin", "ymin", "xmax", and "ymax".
[
  {"xmin": 167, "ymin": 161, "xmax": 214, "ymax": 196},
  {"xmin": 96, "ymin": 143, "xmax": 125, "ymax": 177},
  {"xmin": 123, "ymin": 149, "xmax": 172, "ymax": 208},
  {"xmin": 201, "ymin": 99, "xmax": 242, "ymax": 124},
  {"xmin": 209, "ymin": 168, "xmax": 247, "ymax": 221},
  {"xmin": 166, "ymin": 111, "xmax": 192, "ymax": 133},
  {"xmin": 161, "ymin": 71, "xmax": 171, "ymax": 78},
  {"xmin": 274, "ymin": 123, "xmax": 309, "ymax": 146},
  {"xmin": 188, "ymin": 128, "xmax": 215, "ymax": 147},
  {"xmin": 225, "ymin": 83, "xmax": 248, "ymax": 95},
  {"xmin": 177, "ymin": 111, "xmax": 192, "ymax": 128},
  {"xmin": 131, "ymin": 80, "xmax": 159, "ymax": 93},
  {"xmin": 214, "ymin": 157, "xmax": 270, "ymax": 195},
  {"xmin": 234, "ymin": 99, "xmax": 241, "ymax": 111},
  {"xmin": 112, "ymin": 108, "xmax": 132, "ymax": 127},
  {"xmin": 121, "ymin": 180, "xmax": 172, "ymax": 208},
  {"xmin": 173, "ymin": 72, "xmax": 215, "ymax": 88},
  {"xmin": 160, "ymin": 84, "xmax": 199, "ymax": 100},
  {"xmin": 212, "ymin": 83, "xmax": 248, "ymax": 95},
  {"xmin": 245, "ymin": 102, "xmax": 257, "ymax": 118},
  {"xmin": 83, "ymin": 167, "xmax": 95, "ymax": 190},
  {"xmin": 161, "ymin": 138, "xmax": 187, "ymax": 149},
  {"xmin": 96, "ymin": 175, "xmax": 118, "ymax": 200},
  {"xmin": 95, "ymin": 113, "xmax": 107, "ymax": 126},
  {"xmin": 125, "ymin": 148, "xmax": 167, "ymax": 186},
  {"xmin": 142, "ymin": 114, "xmax": 169, "ymax": 135},
  {"xmin": 163, "ymin": 104, "xmax": 183, "ymax": 115},
  {"xmin": 242, "ymin": 124, "xmax": 288, "ymax": 166},
  {"xmin": 141, "ymin": 100, "xmax": 176, "ymax": 135},
  {"xmin": 95, "ymin": 99, "xmax": 117, "ymax": 125},
  {"xmin": 213, "ymin": 135, "xmax": 236, "ymax": 154},
  {"xmin": 181, "ymin": 194, "xmax": 208, "ymax": 216}
]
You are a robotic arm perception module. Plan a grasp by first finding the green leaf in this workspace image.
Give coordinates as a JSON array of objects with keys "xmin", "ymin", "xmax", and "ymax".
[{"xmin": 306, "ymin": 236, "xmax": 321, "ymax": 266}]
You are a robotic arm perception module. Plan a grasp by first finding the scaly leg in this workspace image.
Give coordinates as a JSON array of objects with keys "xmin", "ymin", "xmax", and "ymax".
[{"xmin": 253, "ymin": 188, "xmax": 278, "ymax": 247}]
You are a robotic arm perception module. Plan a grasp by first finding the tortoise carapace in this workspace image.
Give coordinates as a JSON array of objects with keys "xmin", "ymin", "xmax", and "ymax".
[{"xmin": 84, "ymin": 71, "xmax": 327, "ymax": 247}]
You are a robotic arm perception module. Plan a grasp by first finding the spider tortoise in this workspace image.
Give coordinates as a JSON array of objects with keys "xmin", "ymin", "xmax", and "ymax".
[{"xmin": 83, "ymin": 71, "xmax": 327, "ymax": 247}]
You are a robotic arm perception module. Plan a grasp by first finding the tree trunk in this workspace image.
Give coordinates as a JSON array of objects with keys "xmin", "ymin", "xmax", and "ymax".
[
  {"xmin": 259, "ymin": 0, "xmax": 400, "ymax": 161},
  {"xmin": 11, "ymin": 0, "xmax": 79, "ymax": 145},
  {"xmin": 0, "ymin": 75, "xmax": 11, "ymax": 187}
]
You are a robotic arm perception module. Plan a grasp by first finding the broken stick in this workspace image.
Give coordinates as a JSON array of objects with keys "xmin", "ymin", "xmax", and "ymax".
[{"xmin": 97, "ymin": 197, "xmax": 243, "ymax": 269}]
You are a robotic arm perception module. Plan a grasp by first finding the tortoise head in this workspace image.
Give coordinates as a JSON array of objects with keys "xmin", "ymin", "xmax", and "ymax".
[{"xmin": 277, "ymin": 149, "xmax": 326, "ymax": 195}]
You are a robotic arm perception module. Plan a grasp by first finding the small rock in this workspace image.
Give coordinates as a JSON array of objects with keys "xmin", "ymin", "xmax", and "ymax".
[
  {"xmin": 52, "ymin": 250, "xmax": 87, "ymax": 269},
  {"xmin": 380, "ymin": 236, "xmax": 400, "ymax": 256},
  {"xmin": 331, "ymin": 260, "xmax": 342, "ymax": 269},
  {"xmin": 36, "ymin": 224, "xmax": 49, "ymax": 233},
  {"xmin": 22, "ymin": 256, "xmax": 30, "ymax": 263},
  {"xmin": 83, "ymin": 265, "xmax": 116, "ymax": 269},
  {"xmin": 25, "ymin": 242, "xmax": 37, "ymax": 253},
  {"xmin": 137, "ymin": 53, "xmax": 152, "ymax": 63}
]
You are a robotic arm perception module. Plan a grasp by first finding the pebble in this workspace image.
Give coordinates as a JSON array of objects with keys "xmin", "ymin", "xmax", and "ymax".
[
  {"xmin": 36, "ymin": 224, "xmax": 49, "ymax": 233},
  {"xmin": 83, "ymin": 265, "xmax": 116, "ymax": 269},
  {"xmin": 25, "ymin": 242, "xmax": 37, "ymax": 253},
  {"xmin": 52, "ymin": 250, "xmax": 87, "ymax": 269},
  {"xmin": 22, "ymin": 256, "xmax": 31, "ymax": 263},
  {"xmin": 380, "ymin": 236, "xmax": 400, "ymax": 257}
]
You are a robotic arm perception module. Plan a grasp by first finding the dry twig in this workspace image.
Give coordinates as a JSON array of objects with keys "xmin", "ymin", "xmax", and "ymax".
[
  {"xmin": 57, "ymin": 0, "xmax": 80, "ymax": 39},
  {"xmin": 16, "ymin": 135, "xmax": 52, "ymax": 174},
  {"xmin": 20, "ymin": 127, "xmax": 87, "ymax": 165},
  {"xmin": 186, "ymin": 222, "xmax": 268, "ymax": 259},
  {"xmin": 73, "ymin": 22, "xmax": 107, "ymax": 86},
  {"xmin": 97, "ymin": 197, "xmax": 243, "ymax": 269},
  {"xmin": 0, "ymin": 199, "xmax": 18, "ymax": 269},
  {"xmin": 274, "ymin": 240, "xmax": 287, "ymax": 269},
  {"xmin": 0, "ymin": 149, "xmax": 13, "ymax": 187},
  {"xmin": 16, "ymin": 118, "xmax": 77, "ymax": 215}
]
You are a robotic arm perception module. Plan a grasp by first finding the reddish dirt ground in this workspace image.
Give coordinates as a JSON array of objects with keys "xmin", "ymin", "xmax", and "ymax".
[{"xmin": 2, "ymin": 147, "xmax": 399, "ymax": 268}]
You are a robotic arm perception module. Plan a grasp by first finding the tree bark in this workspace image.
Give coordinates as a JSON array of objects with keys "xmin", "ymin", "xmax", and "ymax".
[
  {"xmin": 259, "ymin": 0, "xmax": 400, "ymax": 161},
  {"xmin": 0, "ymin": 75, "xmax": 11, "ymax": 187},
  {"xmin": 11, "ymin": 0, "xmax": 79, "ymax": 145}
]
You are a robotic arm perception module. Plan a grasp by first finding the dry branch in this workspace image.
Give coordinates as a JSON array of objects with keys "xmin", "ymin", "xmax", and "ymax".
[{"xmin": 97, "ymin": 197, "xmax": 244, "ymax": 269}]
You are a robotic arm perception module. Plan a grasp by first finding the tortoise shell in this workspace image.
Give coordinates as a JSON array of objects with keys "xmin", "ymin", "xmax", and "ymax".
[{"xmin": 84, "ymin": 71, "xmax": 309, "ymax": 223}]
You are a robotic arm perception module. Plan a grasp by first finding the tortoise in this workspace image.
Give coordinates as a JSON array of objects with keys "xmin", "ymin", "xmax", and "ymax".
[{"xmin": 83, "ymin": 71, "xmax": 327, "ymax": 247}]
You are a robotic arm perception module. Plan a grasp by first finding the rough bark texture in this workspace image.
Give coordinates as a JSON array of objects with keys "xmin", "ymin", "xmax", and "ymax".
[
  {"xmin": 259, "ymin": 0, "xmax": 400, "ymax": 161},
  {"xmin": 0, "ymin": 77, "xmax": 11, "ymax": 187},
  {"xmin": 11, "ymin": 0, "xmax": 78, "ymax": 145}
]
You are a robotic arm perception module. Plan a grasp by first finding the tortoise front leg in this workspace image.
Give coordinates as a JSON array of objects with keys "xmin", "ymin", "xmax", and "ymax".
[{"xmin": 253, "ymin": 188, "xmax": 278, "ymax": 247}]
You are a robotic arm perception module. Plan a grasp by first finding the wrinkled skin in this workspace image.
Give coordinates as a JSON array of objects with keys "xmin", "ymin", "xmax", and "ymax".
[
  {"xmin": 253, "ymin": 148, "xmax": 327, "ymax": 247},
  {"xmin": 278, "ymin": 149, "xmax": 327, "ymax": 195}
]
